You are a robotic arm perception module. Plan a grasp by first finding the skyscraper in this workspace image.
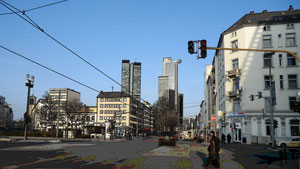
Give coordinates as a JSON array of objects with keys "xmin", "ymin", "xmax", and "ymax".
[
  {"xmin": 158, "ymin": 57, "xmax": 181, "ymax": 111},
  {"xmin": 121, "ymin": 60, "xmax": 141, "ymax": 101}
]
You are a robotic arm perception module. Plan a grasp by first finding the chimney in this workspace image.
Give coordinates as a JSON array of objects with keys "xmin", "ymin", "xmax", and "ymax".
[
  {"xmin": 288, "ymin": 5, "xmax": 294, "ymax": 11},
  {"xmin": 250, "ymin": 11, "xmax": 254, "ymax": 14},
  {"xmin": 263, "ymin": 10, "xmax": 267, "ymax": 13}
]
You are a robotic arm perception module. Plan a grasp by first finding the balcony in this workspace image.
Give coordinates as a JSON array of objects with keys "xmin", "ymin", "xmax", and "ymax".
[
  {"xmin": 227, "ymin": 90, "xmax": 242, "ymax": 98},
  {"xmin": 226, "ymin": 69, "xmax": 241, "ymax": 79}
]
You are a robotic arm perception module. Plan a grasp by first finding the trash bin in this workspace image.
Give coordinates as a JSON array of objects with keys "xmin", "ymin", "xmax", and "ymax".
[{"xmin": 242, "ymin": 137, "xmax": 247, "ymax": 143}]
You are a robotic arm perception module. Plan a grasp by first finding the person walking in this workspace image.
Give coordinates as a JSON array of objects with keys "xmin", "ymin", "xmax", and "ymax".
[
  {"xmin": 227, "ymin": 133, "xmax": 231, "ymax": 144},
  {"xmin": 221, "ymin": 134, "xmax": 226, "ymax": 144},
  {"xmin": 205, "ymin": 131, "xmax": 220, "ymax": 168}
]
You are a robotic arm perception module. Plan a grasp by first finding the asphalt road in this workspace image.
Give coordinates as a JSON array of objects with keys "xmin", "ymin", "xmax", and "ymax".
[{"xmin": 0, "ymin": 137, "xmax": 299, "ymax": 169}]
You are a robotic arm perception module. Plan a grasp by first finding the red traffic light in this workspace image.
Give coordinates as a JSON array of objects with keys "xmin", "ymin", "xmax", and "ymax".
[{"xmin": 200, "ymin": 40, "xmax": 207, "ymax": 58}]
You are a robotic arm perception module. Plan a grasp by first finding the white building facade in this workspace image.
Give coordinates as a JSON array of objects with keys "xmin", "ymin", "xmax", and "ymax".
[{"xmin": 205, "ymin": 7, "xmax": 300, "ymax": 144}]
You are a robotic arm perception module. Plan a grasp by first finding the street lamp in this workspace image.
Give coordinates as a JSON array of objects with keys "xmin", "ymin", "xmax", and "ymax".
[{"xmin": 24, "ymin": 74, "xmax": 34, "ymax": 140}]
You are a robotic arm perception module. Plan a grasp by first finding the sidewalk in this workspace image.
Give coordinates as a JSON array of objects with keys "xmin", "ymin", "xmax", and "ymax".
[{"xmin": 2, "ymin": 136, "xmax": 126, "ymax": 143}]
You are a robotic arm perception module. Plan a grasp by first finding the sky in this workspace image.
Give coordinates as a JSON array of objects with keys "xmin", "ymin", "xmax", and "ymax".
[{"xmin": 0, "ymin": 0, "xmax": 299, "ymax": 120}]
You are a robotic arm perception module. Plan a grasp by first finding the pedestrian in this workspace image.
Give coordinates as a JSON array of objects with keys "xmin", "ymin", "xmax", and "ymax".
[
  {"xmin": 221, "ymin": 134, "xmax": 226, "ymax": 144},
  {"xmin": 227, "ymin": 133, "xmax": 231, "ymax": 144},
  {"xmin": 206, "ymin": 131, "xmax": 220, "ymax": 168}
]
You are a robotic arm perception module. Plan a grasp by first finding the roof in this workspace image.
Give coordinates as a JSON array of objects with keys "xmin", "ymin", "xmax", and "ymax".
[
  {"xmin": 223, "ymin": 8, "xmax": 300, "ymax": 35},
  {"xmin": 97, "ymin": 91, "xmax": 130, "ymax": 98}
]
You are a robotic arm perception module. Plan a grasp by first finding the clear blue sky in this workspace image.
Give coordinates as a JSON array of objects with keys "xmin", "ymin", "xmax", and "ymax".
[{"xmin": 0, "ymin": 0, "xmax": 299, "ymax": 120}]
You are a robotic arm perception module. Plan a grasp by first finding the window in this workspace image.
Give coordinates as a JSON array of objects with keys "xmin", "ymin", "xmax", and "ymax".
[
  {"xmin": 123, "ymin": 116, "xmax": 126, "ymax": 120},
  {"xmin": 231, "ymin": 40, "xmax": 238, "ymax": 52},
  {"xmin": 287, "ymin": 23, "xmax": 295, "ymax": 30},
  {"xmin": 263, "ymin": 54, "xmax": 272, "ymax": 67},
  {"xmin": 262, "ymin": 35, "xmax": 272, "ymax": 48},
  {"xmin": 263, "ymin": 25, "xmax": 270, "ymax": 31},
  {"xmin": 100, "ymin": 116, "xmax": 103, "ymax": 120},
  {"xmin": 289, "ymin": 97, "xmax": 296, "ymax": 110},
  {"xmin": 123, "ymin": 110, "xmax": 126, "ymax": 114},
  {"xmin": 278, "ymin": 34, "xmax": 282, "ymax": 47},
  {"xmin": 100, "ymin": 104, "xmax": 103, "ymax": 108},
  {"xmin": 233, "ymin": 78, "xmax": 240, "ymax": 90},
  {"xmin": 280, "ymin": 75, "xmax": 284, "ymax": 89},
  {"xmin": 231, "ymin": 32, "xmax": 237, "ymax": 37},
  {"xmin": 233, "ymin": 99, "xmax": 240, "ymax": 112},
  {"xmin": 265, "ymin": 119, "xmax": 278, "ymax": 136},
  {"xmin": 288, "ymin": 75, "xmax": 297, "ymax": 89},
  {"xmin": 123, "ymin": 98, "xmax": 127, "ymax": 102},
  {"xmin": 290, "ymin": 120, "xmax": 300, "ymax": 136},
  {"xmin": 232, "ymin": 59, "xmax": 239, "ymax": 69},
  {"xmin": 100, "ymin": 98, "xmax": 104, "ymax": 102},
  {"xmin": 123, "ymin": 104, "xmax": 127, "ymax": 108},
  {"xmin": 100, "ymin": 110, "xmax": 103, "ymax": 114},
  {"xmin": 286, "ymin": 33, "xmax": 296, "ymax": 47},
  {"xmin": 264, "ymin": 75, "xmax": 273, "ymax": 89},
  {"xmin": 287, "ymin": 54, "xmax": 296, "ymax": 66},
  {"xmin": 278, "ymin": 54, "xmax": 282, "ymax": 67},
  {"xmin": 92, "ymin": 116, "xmax": 95, "ymax": 121}
]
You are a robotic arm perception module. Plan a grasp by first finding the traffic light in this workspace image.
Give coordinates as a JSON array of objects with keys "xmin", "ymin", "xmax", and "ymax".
[
  {"xmin": 188, "ymin": 41, "xmax": 195, "ymax": 54},
  {"xmin": 274, "ymin": 120, "xmax": 278, "ymax": 128},
  {"xmin": 258, "ymin": 92, "xmax": 262, "ymax": 99},
  {"xmin": 250, "ymin": 95, "xmax": 254, "ymax": 101},
  {"xmin": 200, "ymin": 40, "xmax": 207, "ymax": 58}
]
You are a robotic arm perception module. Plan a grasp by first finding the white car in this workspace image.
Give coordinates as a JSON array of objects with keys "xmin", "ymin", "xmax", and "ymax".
[{"xmin": 277, "ymin": 137, "xmax": 300, "ymax": 148}]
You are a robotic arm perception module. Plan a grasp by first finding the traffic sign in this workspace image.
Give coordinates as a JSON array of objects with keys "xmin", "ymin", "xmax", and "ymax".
[{"xmin": 212, "ymin": 115, "xmax": 216, "ymax": 121}]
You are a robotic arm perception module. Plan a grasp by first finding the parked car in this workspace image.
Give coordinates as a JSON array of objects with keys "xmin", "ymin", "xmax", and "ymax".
[
  {"xmin": 158, "ymin": 132, "xmax": 176, "ymax": 146},
  {"xmin": 277, "ymin": 137, "xmax": 300, "ymax": 148}
]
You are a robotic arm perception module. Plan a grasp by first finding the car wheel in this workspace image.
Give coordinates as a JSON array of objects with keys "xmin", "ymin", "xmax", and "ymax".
[{"xmin": 280, "ymin": 143, "xmax": 287, "ymax": 148}]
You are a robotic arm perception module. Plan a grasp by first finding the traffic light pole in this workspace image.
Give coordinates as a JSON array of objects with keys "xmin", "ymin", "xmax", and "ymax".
[
  {"xmin": 267, "ymin": 52, "xmax": 276, "ymax": 149},
  {"xmin": 206, "ymin": 47, "xmax": 300, "ymax": 62}
]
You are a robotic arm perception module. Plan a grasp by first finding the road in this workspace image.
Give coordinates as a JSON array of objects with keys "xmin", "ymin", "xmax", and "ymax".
[{"xmin": 0, "ymin": 137, "xmax": 298, "ymax": 169}]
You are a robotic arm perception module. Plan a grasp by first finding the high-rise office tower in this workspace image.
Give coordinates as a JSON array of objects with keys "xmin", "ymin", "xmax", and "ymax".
[
  {"xmin": 121, "ymin": 60, "xmax": 141, "ymax": 101},
  {"xmin": 158, "ymin": 57, "xmax": 181, "ymax": 111}
]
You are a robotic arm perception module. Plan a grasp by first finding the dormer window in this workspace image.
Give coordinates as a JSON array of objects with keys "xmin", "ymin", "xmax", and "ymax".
[
  {"xmin": 231, "ymin": 32, "xmax": 237, "ymax": 37},
  {"xmin": 263, "ymin": 25, "xmax": 271, "ymax": 31}
]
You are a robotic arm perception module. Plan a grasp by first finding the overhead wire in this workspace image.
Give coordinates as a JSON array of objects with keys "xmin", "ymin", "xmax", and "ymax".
[
  {"xmin": 0, "ymin": 0, "xmax": 149, "ymax": 104},
  {"xmin": 0, "ymin": 45, "xmax": 100, "ymax": 93},
  {"xmin": 0, "ymin": 45, "xmax": 151, "ymax": 124},
  {"xmin": 184, "ymin": 105, "xmax": 200, "ymax": 109},
  {"xmin": 0, "ymin": 0, "xmax": 68, "ymax": 16}
]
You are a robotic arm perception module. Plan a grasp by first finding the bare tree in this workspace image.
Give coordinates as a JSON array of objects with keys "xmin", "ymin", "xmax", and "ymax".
[
  {"xmin": 65, "ymin": 98, "xmax": 83, "ymax": 138},
  {"xmin": 41, "ymin": 91, "xmax": 59, "ymax": 137},
  {"xmin": 153, "ymin": 97, "xmax": 179, "ymax": 132}
]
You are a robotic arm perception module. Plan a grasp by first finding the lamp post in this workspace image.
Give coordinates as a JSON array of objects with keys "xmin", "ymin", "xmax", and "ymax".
[{"xmin": 24, "ymin": 74, "xmax": 34, "ymax": 140}]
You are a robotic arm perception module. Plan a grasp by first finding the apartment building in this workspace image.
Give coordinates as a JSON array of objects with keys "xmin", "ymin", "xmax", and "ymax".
[
  {"xmin": 0, "ymin": 96, "xmax": 13, "ymax": 131},
  {"xmin": 204, "ymin": 6, "xmax": 300, "ymax": 144},
  {"xmin": 97, "ymin": 91, "xmax": 138, "ymax": 132}
]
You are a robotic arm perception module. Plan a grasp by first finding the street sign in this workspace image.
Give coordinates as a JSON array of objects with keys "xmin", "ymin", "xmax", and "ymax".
[
  {"xmin": 271, "ymin": 81, "xmax": 276, "ymax": 105},
  {"xmin": 212, "ymin": 115, "xmax": 216, "ymax": 121}
]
